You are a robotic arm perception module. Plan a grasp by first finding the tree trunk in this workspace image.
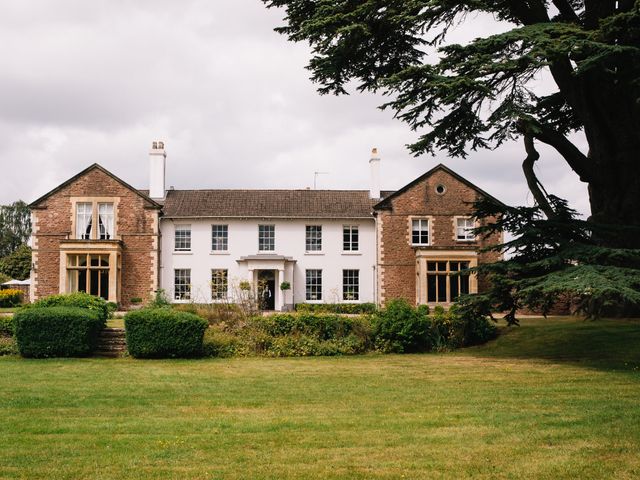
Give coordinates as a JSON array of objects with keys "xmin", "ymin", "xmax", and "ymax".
[{"xmin": 587, "ymin": 147, "xmax": 640, "ymax": 248}]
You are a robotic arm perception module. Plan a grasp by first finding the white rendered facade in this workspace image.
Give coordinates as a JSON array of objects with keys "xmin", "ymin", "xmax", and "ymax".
[{"xmin": 160, "ymin": 217, "xmax": 376, "ymax": 310}]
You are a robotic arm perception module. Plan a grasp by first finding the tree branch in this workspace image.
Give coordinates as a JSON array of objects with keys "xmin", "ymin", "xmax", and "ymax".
[
  {"xmin": 551, "ymin": 0, "xmax": 580, "ymax": 23},
  {"xmin": 531, "ymin": 126, "xmax": 593, "ymax": 183},
  {"xmin": 507, "ymin": 0, "xmax": 550, "ymax": 25},
  {"xmin": 521, "ymin": 131, "xmax": 559, "ymax": 220},
  {"xmin": 584, "ymin": 0, "xmax": 616, "ymax": 29}
]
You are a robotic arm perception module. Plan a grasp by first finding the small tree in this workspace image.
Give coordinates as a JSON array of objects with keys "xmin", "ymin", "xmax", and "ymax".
[
  {"xmin": 0, "ymin": 201, "xmax": 31, "ymax": 258},
  {"xmin": 0, "ymin": 245, "xmax": 31, "ymax": 281}
]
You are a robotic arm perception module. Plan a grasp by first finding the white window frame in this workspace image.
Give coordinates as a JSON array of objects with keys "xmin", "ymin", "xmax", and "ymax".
[
  {"xmin": 258, "ymin": 224, "xmax": 275, "ymax": 252},
  {"xmin": 98, "ymin": 203, "xmax": 114, "ymax": 240},
  {"xmin": 342, "ymin": 269, "xmax": 359, "ymax": 301},
  {"xmin": 211, "ymin": 224, "xmax": 229, "ymax": 252},
  {"xmin": 76, "ymin": 202, "xmax": 93, "ymax": 240},
  {"xmin": 305, "ymin": 269, "xmax": 322, "ymax": 301},
  {"xmin": 411, "ymin": 218, "xmax": 430, "ymax": 246},
  {"xmin": 305, "ymin": 225, "xmax": 322, "ymax": 252},
  {"xmin": 174, "ymin": 268, "xmax": 191, "ymax": 300},
  {"xmin": 174, "ymin": 225, "xmax": 192, "ymax": 252},
  {"xmin": 456, "ymin": 217, "xmax": 476, "ymax": 241},
  {"xmin": 343, "ymin": 225, "xmax": 359, "ymax": 252},
  {"xmin": 211, "ymin": 269, "xmax": 228, "ymax": 300}
]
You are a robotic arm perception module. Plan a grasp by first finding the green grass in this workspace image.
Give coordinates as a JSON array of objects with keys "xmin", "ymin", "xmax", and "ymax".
[
  {"xmin": 106, "ymin": 318, "xmax": 124, "ymax": 328},
  {"xmin": 1, "ymin": 317, "xmax": 640, "ymax": 479}
]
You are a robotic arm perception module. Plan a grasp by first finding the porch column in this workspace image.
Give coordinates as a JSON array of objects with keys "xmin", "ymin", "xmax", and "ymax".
[
  {"xmin": 277, "ymin": 269, "xmax": 285, "ymax": 311},
  {"xmin": 109, "ymin": 252, "xmax": 119, "ymax": 304}
]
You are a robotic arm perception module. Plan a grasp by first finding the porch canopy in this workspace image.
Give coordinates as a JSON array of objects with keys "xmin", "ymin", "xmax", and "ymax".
[{"xmin": 236, "ymin": 254, "xmax": 296, "ymax": 311}]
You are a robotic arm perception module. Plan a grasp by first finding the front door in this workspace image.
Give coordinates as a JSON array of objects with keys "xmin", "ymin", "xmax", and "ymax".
[{"xmin": 257, "ymin": 270, "xmax": 276, "ymax": 310}]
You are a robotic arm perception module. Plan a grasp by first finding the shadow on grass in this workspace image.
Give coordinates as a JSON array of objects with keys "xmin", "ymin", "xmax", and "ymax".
[{"xmin": 462, "ymin": 317, "xmax": 640, "ymax": 372}]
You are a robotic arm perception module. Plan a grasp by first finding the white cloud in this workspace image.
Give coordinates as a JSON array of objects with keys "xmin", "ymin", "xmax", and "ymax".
[{"xmin": 0, "ymin": 0, "xmax": 589, "ymax": 217}]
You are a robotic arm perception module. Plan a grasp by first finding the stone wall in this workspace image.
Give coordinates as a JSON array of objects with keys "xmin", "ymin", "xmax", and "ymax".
[
  {"xmin": 31, "ymin": 166, "xmax": 160, "ymax": 307},
  {"xmin": 376, "ymin": 167, "xmax": 502, "ymax": 305}
]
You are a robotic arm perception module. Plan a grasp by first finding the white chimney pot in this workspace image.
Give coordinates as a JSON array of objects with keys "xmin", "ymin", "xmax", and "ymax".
[
  {"xmin": 149, "ymin": 141, "xmax": 166, "ymax": 199},
  {"xmin": 369, "ymin": 147, "xmax": 381, "ymax": 200}
]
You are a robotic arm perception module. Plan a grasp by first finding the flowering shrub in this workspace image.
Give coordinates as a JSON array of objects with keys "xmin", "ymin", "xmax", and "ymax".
[{"xmin": 0, "ymin": 289, "xmax": 23, "ymax": 308}]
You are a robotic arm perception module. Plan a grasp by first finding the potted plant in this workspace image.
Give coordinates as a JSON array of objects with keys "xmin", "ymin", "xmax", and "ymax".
[
  {"xmin": 129, "ymin": 297, "xmax": 143, "ymax": 310},
  {"xmin": 280, "ymin": 281, "xmax": 291, "ymax": 311}
]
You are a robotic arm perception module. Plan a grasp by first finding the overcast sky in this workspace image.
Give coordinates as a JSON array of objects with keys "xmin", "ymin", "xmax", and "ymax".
[{"xmin": 0, "ymin": 0, "xmax": 590, "ymax": 215}]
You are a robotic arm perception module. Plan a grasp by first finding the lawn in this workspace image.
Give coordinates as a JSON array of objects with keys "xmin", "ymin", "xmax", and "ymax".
[{"xmin": 1, "ymin": 317, "xmax": 639, "ymax": 479}]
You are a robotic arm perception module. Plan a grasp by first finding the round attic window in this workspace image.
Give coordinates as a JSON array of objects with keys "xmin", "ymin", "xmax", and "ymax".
[{"xmin": 435, "ymin": 184, "xmax": 447, "ymax": 195}]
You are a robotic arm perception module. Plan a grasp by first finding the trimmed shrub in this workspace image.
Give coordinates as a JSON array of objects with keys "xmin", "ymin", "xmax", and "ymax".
[
  {"xmin": 0, "ymin": 289, "xmax": 23, "ymax": 307},
  {"xmin": 0, "ymin": 316, "xmax": 15, "ymax": 336},
  {"xmin": 295, "ymin": 303, "xmax": 377, "ymax": 314},
  {"xmin": 372, "ymin": 299, "xmax": 432, "ymax": 353},
  {"xmin": 125, "ymin": 308, "xmax": 208, "ymax": 358},
  {"xmin": 0, "ymin": 336, "xmax": 17, "ymax": 356},
  {"xmin": 14, "ymin": 307, "xmax": 104, "ymax": 358},
  {"xmin": 32, "ymin": 292, "xmax": 109, "ymax": 322},
  {"xmin": 255, "ymin": 313, "xmax": 371, "ymax": 341}
]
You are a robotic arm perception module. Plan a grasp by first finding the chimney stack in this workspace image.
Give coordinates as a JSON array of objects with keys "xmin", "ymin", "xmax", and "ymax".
[
  {"xmin": 369, "ymin": 147, "xmax": 381, "ymax": 200},
  {"xmin": 149, "ymin": 141, "xmax": 166, "ymax": 199}
]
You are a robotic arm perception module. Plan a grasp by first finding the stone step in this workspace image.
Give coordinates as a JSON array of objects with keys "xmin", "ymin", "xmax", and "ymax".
[
  {"xmin": 100, "ymin": 328, "xmax": 125, "ymax": 336},
  {"xmin": 98, "ymin": 341, "xmax": 127, "ymax": 348},
  {"xmin": 95, "ymin": 328, "xmax": 127, "ymax": 357}
]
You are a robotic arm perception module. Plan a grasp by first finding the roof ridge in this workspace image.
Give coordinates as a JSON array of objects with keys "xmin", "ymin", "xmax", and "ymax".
[{"xmin": 163, "ymin": 188, "xmax": 372, "ymax": 192}]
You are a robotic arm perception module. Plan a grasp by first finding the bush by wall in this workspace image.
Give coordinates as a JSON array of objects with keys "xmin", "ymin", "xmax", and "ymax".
[
  {"xmin": 0, "ymin": 289, "xmax": 23, "ymax": 308},
  {"xmin": 432, "ymin": 304, "xmax": 498, "ymax": 348},
  {"xmin": 32, "ymin": 292, "xmax": 110, "ymax": 322},
  {"xmin": 201, "ymin": 301, "xmax": 496, "ymax": 358},
  {"xmin": 0, "ymin": 336, "xmax": 17, "ymax": 356},
  {"xmin": 0, "ymin": 316, "xmax": 15, "ymax": 336},
  {"xmin": 372, "ymin": 299, "xmax": 433, "ymax": 353},
  {"xmin": 203, "ymin": 312, "xmax": 373, "ymax": 357},
  {"xmin": 295, "ymin": 303, "xmax": 377, "ymax": 314},
  {"xmin": 125, "ymin": 308, "xmax": 208, "ymax": 358},
  {"xmin": 13, "ymin": 306, "xmax": 104, "ymax": 358},
  {"xmin": 173, "ymin": 303, "xmax": 244, "ymax": 326}
]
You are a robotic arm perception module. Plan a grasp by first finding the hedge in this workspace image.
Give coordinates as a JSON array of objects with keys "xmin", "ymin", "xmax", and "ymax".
[
  {"xmin": 13, "ymin": 306, "xmax": 104, "ymax": 358},
  {"xmin": 295, "ymin": 303, "xmax": 377, "ymax": 314},
  {"xmin": 0, "ymin": 289, "xmax": 23, "ymax": 308},
  {"xmin": 125, "ymin": 308, "xmax": 208, "ymax": 358},
  {"xmin": 254, "ymin": 313, "xmax": 371, "ymax": 341},
  {"xmin": 32, "ymin": 292, "xmax": 110, "ymax": 322}
]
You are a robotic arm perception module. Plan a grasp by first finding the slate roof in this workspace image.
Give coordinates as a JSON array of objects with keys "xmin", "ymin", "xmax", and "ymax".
[{"xmin": 160, "ymin": 189, "xmax": 394, "ymax": 219}]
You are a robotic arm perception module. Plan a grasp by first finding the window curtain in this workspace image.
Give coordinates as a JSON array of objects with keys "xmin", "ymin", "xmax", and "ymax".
[
  {"xmin": 98, "ymin": 204, "xmax": 114, "ymax": 240},
  {"xmin": 76, "ymin": 203, "xmax": 92, "ymax": 239}
]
